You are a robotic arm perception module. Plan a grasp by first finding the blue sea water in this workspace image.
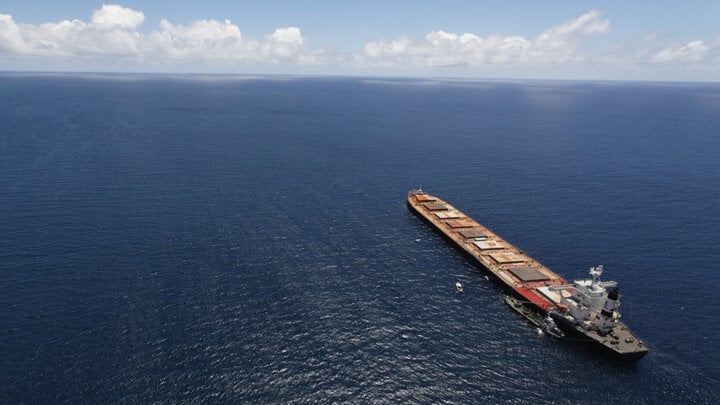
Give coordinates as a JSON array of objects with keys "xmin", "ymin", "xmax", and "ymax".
[{"xmin": 1, "ymin": 73, "xmax": 719, "ymax": 403}]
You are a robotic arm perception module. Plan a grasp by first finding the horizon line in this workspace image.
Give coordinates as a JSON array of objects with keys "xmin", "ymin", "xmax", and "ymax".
[{"xmin": 2, "ymin": 69, "xmax": 718, "ymax": 85}]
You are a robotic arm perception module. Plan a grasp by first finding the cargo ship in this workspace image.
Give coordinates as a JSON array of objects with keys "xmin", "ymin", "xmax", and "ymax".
[{"xmin": 407, "ymin": 189, "xmax": 648, "ymax": 362}]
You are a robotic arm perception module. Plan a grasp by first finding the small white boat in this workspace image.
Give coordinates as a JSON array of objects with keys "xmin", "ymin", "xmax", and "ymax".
[{"xmin": 455, "ymin": 281, "xmax": 463, "ymax": 293}]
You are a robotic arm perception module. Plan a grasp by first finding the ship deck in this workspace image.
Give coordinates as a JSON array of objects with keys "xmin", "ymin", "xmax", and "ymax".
[{"xmin": 407, "ymin": 190, "xmax": 567, "ymax": 310}]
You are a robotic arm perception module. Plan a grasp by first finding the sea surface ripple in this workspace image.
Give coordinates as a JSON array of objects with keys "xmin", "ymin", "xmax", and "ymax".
[{"xmin": 1, "ymin": 74, "xmax": 719, "ymax": 403}]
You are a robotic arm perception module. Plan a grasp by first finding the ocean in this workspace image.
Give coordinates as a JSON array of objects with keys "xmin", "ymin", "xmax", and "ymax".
[{"xmin": 1, "ymin": 73, "xmax": 719, "ymax": 403}]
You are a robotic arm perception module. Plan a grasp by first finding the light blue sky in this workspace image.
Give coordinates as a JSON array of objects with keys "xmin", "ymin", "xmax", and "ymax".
[{"xmin": 1, "ymin": 1, "xmax": 719, "ymax": 81}]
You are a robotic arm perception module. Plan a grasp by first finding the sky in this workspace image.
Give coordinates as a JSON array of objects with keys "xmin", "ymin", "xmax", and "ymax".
[{"xmin": 1, "ymin": 1, "xmax": 719, "ymax": 81}]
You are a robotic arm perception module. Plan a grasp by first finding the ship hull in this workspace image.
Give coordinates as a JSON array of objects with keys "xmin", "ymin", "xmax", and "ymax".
[
  {"xmin": 550, "ymin": 313, "xmax": 648, "ymax": 363},
  {"xmin": 406, "ymin": 189, "xmax": 648, "ymax": 363}
]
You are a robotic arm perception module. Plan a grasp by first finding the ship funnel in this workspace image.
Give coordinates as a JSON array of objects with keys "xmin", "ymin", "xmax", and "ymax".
[
  {"xmin": 598, "ymin": 286, "xmax": 621, "ymax": 333},
  {"xmin": 607, "ymin": 287, "xmax": 619, "ymax": 301}
]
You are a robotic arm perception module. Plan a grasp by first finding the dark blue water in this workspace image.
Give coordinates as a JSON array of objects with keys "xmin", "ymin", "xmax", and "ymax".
[{"xmin": 1, "ymin": 74, "xmax": 719, "ymax": 403}]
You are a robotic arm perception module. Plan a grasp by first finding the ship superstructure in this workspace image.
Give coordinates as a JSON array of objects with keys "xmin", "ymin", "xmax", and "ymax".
[{"xmin": 407, "ymin": 189, "xmax": 648, "ymax": 361}]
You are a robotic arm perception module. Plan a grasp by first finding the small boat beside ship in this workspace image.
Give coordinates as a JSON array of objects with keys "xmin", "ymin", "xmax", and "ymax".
[{"xmin": 504, "ymin": 295, "xmax": 564, "ymax": 338}]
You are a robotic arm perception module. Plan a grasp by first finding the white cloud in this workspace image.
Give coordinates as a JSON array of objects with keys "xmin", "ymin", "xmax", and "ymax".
[
  {"xmin": 0, "ymin": 5, "xmax": 718, "ymax": 80},
  {"xmin": 266, "ymin": 27, "xmax": 303, "ymax": 46},
  {"xmin": 148, "ymin": 19, "xmax": 251, "ymax": 60},
  {"xmin": 263, "ymin": 27, "xmax": 305, "ymax": 61},
  {"xmin": 0, "ymin": 10, "xmax": 144, "ymax": 57},
  {"xmin": 0, "ymin": 4, "xmax": 314, "ymax": 66},
  {"xmin": 654, "ymin": 40, "xmax": 708, "ymax": 62},
  {"xmin": 0, "ymin": 13, "xmax": 25, "ymax": 53},
  {"xmin": 91, "ymin": 4, "xmax": 144, "ymax": 30},
  {"xmin": 362, "ymin": 10, "xmax": 610, "ymax": 68}
]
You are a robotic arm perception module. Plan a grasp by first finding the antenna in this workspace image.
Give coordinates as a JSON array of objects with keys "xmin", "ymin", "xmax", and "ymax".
[{"xmin": 589, "ymin": 265, "xmax": 604, "ymax": 288}]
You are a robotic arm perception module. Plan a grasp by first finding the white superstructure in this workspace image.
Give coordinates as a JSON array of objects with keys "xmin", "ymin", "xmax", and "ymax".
[{"xmin": 550, "ymin": 265, "xmax": 621, "ymax": 335}]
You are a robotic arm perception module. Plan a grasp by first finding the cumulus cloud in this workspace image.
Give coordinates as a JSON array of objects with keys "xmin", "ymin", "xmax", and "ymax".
[
  {"xmin": 91, "ymin": 4, "xmax": 144, "ymax": 30},
  {"xmin": 362, "ymin": 10, "xmax": 611, "ymax": 68},
  {"xmin": 0, "ymin": 3, "xmax": 314, "ymax": 66},
  {"xmin": 263, "ymin": 27, "xmax": 306, "ymax": 61},
  {"xmin": 0, "ymin": 5, "xmax": 149, "ymax": 57},
  {"xmin": 148, "ymin": 18, "xmax": 249, "ymax": 60}
]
